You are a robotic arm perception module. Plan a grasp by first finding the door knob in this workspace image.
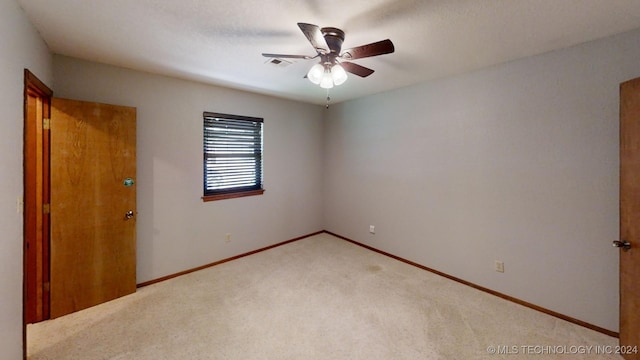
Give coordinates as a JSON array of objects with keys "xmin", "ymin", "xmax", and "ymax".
[
  {"xmin": 613, "ymin": 240, "xmax": 631, "ymax": 252},
  {"xmin": 125, "ymin": 210, "xmax": 135, "ymax": 220}
]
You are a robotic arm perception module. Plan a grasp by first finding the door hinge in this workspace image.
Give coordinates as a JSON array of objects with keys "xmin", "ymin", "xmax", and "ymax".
[
  {"xmin": 43, "ymin": 118, "xmax": 50, "ymax": 130},
  {"xmin": 44, "ymin": 282, "xmax": 50, "ymax": 292},
  {"xmin": 43, "ymin": 203, "xmax": 50, "ymax": 214}
]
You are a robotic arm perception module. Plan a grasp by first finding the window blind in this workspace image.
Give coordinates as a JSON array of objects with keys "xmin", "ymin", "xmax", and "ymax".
[{"xmin": 203, "ymin": 112, "xmax": 263, "ymax": 196}]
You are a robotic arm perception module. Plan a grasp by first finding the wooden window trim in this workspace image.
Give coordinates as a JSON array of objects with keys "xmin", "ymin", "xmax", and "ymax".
[{"xmin": 202, "ymin": 188, "xmax": 264, "ymax": 202}]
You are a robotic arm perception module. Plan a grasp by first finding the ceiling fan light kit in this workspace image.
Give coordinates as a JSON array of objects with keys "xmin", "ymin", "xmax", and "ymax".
[
  {"xmin": 320, "ymin": 69, "xmax": 335, "ymax": 89},
  {"xmin": 307, "ymin": 62, "xmax": 348, "ymax": 89},
  {"xmin": 263, "ymin": 23, "xmax": 394, "ymax": 91},
  {"xmin": 307, "ymin": 63, "xmax": 324, "ymax": 84},
  {"xmin": 330, "ymin": 63, "xmax": 348, "ymax": 86}
]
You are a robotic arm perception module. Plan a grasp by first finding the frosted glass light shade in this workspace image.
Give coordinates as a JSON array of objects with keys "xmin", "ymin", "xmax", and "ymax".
[
  {"xmin": 320, "ymin": 71, "xmax": 334, "ymax": 89},
  {"xmin": 307, "ymin": 63, "xmax": 324, "ymax": 84},
  {"xmin": 331, "ymin": 64, "xmax": 348, "ymax": 86}
]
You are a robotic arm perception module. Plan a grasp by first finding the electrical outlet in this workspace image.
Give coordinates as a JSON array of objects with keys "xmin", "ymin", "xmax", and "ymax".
[
  {"xmin": 17, "ymin": 196, "xmax": 23, "ymax": 214},
  {"xmin": 495, "ymin": 260, "xmax": 504, "ymax": 273},
  {"xmin": 225, "ymin": 233, "xmax": 232, "ymax": 243},
  {"xmin": 369, "ymin": 225, "xmax": 375, "ymax": 234}
]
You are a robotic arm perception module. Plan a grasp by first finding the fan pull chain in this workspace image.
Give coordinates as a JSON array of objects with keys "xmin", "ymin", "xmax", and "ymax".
[{"xmin": 326, "ymin": 89, "xmax": 331, "ymax": 109}]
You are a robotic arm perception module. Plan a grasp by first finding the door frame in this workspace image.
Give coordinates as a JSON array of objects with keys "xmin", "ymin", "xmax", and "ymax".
[{"xmin": 23, "ymin": 69, "xmax": 52, "ymax": 356}]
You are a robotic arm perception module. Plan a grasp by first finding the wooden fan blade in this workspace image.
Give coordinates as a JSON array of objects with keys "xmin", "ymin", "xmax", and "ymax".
[
  {"xmin": 340, "ymin": 39, "xmax": 394, "ymax": 60},
  {"xmin": 297, "ymin": 23, "xmax": 330, "ymax": 54},
  {"xmin": 341, "ymin": 61, "xmax": 375, "ymax": 77},
  {"xmin": 262, "ymin": 53, "xmax": 314, "ymax": 59}
]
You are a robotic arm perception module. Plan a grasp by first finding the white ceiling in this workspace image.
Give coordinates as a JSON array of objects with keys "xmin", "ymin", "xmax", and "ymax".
[{"xmin": 17, "ymin": 0, "xmax": 640, "ymax": 105}]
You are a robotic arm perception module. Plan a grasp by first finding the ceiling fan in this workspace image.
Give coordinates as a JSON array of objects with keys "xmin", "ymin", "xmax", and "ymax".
[{"xmin": 262, "ymin": 23, "xmax": 395, "ymax": 89}]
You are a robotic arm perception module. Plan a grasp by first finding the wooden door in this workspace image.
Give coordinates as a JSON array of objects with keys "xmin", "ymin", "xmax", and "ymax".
[
  {"xmin": 50, "ymin": 98, "xmax": 137, "ymax": 318},
  {"xmin": 619, "ymin": 78, "xmax": 640, "ymax": 360}
]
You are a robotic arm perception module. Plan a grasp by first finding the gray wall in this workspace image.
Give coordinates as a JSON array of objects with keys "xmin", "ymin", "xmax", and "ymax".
[
  {"xmin": 0, "ymin": 0, "xmax": 52, "ymax": 358},
  {"xmin": 53, "ymin": 56, "xmax": 325, "ymax": 283},
  {"xmin": 323, "ymin": 28, "xmax": 640, "ymax": 332}
]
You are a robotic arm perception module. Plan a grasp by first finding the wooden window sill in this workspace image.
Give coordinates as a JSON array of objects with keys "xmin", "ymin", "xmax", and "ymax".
[{"xmin": 202, "ymin": 189, "xmax": 264, "ymax": 202}]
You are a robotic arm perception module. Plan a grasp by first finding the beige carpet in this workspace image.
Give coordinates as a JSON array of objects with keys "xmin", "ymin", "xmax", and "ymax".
[{"xmin": 28, "ymin": 233, "xmax": 621, "ymax": 359}]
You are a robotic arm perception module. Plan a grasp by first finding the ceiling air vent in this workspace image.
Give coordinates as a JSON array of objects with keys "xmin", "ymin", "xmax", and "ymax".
[{"xmin": 265, "ymin": 58, "xmax": 292, "ymax": 68}]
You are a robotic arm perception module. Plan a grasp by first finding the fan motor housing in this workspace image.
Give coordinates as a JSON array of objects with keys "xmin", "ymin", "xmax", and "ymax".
[{"xmin": 321, "ymin": 27, "xmax": 345, "ymax": 54}]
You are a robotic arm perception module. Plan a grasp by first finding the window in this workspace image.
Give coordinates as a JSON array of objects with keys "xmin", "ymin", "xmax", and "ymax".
[{"xmin": 203, "ymin": 112, "xmax": 264, "ymax": 201}]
